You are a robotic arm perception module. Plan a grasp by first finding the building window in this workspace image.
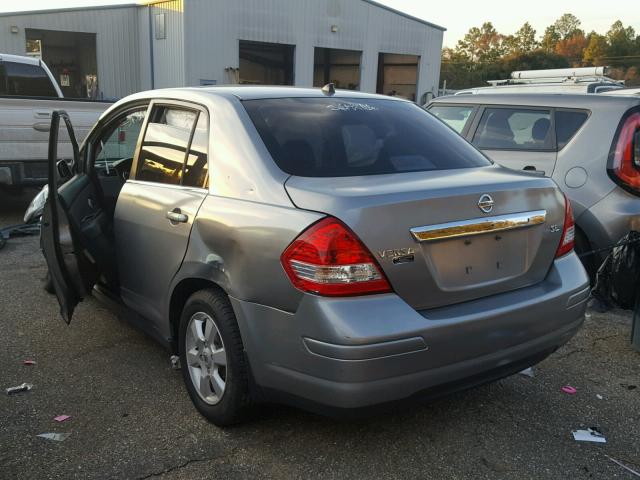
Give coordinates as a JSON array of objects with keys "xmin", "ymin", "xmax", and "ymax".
[
  {"xmin": 313, "ymin": 48, "xmax": 361, "ymax": 90},
  {"xmin": 155, "ymin": 13, "xmax": 166, "ymax": 40},
  {"xmin": 238, "ymin": 40, "xmax": 294, "ymax": 86},
  {"xmin": 376, "ymin": 53, "xmax": 420, "ymax": 101}
]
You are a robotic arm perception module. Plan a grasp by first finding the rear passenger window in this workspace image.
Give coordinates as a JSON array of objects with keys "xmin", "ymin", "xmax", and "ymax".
[
  {"xmin": 555, "ymin": 110, "xmax": 588, "ymax": 149},
  {"xmin": 136, "ymin": 106, "xmax": 208, "ymax": 188},
  {"xmin": 428, "ymin": 105, "xmax": 474, "ymax": 134},
  {"xmin": 0, "ymin": 61, "xmax": 58, "ymax": 97},
  {"xmin": 473, "ymin": 108, "xmax": 553, "ymax": 150}
]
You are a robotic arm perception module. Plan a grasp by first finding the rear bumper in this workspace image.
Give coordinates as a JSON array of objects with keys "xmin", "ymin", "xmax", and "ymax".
[
  {"xmin": 0, "ymin": 161, "xmax": 48, "ymax": 187},
  {"xmin": 231, "ymin": 252, "xmax": 589, "ymax": 411}
]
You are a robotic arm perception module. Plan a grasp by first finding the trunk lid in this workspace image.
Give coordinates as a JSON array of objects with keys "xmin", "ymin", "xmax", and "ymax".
[{"xmin": 285, "ymin": 165, "xmax": 566, "ymax": 310}]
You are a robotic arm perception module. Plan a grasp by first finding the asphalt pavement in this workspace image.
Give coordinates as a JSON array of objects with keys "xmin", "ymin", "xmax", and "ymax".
[{"xmin": 1, "ymin": 190, "xmax": 639, "ymax": 479}]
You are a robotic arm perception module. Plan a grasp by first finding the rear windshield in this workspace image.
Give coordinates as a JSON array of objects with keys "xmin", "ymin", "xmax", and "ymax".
[{"xmin": 243, "ymin": 98, "xmax": 491, "ymax": 177}]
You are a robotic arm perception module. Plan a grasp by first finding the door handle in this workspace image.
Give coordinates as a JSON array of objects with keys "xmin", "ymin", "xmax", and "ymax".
[
  {"xmin": 33, "ymin": 122, "xmax": 51, "ymax": 132},
  {"xmin": 166, "ymin": 209, "xmax": 188, "ymax": 223}
]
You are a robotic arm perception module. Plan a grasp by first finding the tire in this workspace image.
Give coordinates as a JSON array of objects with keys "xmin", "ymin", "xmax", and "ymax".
[
  {"xmin": 42, "ymin": 270, "xmax": 55, "ymax": 294},
  {"xmin": 574, "ymin": 229, "xmax": 597, "ymax": 284},
  {"xmin": 178, "ymin": 288, "xmax": 251, "ymax": 426}
]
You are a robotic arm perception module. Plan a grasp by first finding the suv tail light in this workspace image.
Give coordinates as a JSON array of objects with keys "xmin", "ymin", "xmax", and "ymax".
[
  {"xmin": 608, "ymin": 110, "xmax": 640, "ymax": 195},
  {"xmin": 281, "ymin": 217, "xmax": 392, "ymax": 296},
  {"xmin": 556, "ymin": 194, "xmax": 575, "ymax": 258}
]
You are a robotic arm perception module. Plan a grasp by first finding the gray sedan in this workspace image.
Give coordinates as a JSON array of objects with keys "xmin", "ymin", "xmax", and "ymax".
[{"xmin": 41, "ymin": 86, "xmax": 589, "ymax": 425}]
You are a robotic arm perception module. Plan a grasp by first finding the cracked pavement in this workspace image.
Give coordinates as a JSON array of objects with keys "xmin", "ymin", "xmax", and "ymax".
[{"xmin": 1, "ymin": 190, "xmax": 639, "ymax": 479}]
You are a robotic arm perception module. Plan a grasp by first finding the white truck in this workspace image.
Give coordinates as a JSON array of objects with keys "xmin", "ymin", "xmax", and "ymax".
[{"xmin": 0, "ymin": 53, "xmax": 112, "ymax": 190}]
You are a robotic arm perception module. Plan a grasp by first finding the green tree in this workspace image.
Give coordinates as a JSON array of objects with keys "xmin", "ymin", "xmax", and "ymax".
[
  {"xmin": 455, "ymin": 22, "xmax": 506, "ymax": 63},
  {"xmin": 541, "ymin": 26, "xmax": 560, "ymax": 53},
  {"xmin": 553, "ymin": 13, "xmax": 582, "ymax": 39},
  {"xmin": 606, "ymin": 20, "xmax": 636, "ymax": 58},
  {"xmin": 505, "ymin": 22, "xmax": 538, "ymax": 55},
  {"xmin": 583, "ymin": 32, "xmax": 609, "ymax": 66}
]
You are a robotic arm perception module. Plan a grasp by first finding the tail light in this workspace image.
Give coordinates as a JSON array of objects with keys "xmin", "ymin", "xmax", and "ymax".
[
  {"xmin": 555, "ymin": 194, "xmax": 575, "ymax": 258},
  {"xmin": 608, "ymin": 110, "xmax": 640, "ymax": 195},
  {"xmin": 281, "ymin": 217, "xmax": 392, "ymax": 296}
]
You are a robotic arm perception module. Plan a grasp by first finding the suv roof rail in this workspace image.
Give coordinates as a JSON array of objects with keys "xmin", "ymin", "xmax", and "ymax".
[{"xmin": 486, "ymin": 66, "xmax": 625, "ymax": 87}]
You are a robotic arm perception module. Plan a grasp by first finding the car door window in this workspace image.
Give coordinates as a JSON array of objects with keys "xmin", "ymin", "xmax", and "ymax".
[
  {"xmin": 136, "ymin": 106, "xmax": 198, "ymax": 185},
  {"xmin": 428, "ymin": 105, "xmax": 474, "ymax": 134},
  {"xmin": 555, "ymin": 110, "xmax": 588, "ymax": 149},
  {"xmin": 94, "ymin": 109, "xmax": 147, "ymax": 168},
  {"xmin": 473, "ymin": 108, "xmax": 553, "ymax": 150}
]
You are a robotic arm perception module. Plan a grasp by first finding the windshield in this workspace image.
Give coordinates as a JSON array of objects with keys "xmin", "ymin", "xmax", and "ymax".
[{"xmin": 243, "ymin": 97, "xmax": 491, "ymax": 177}]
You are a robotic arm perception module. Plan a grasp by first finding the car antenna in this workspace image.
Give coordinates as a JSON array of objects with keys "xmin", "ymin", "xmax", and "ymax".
[{"xmin": 321, "ymin": 83, "xmax": 336, "ymax": 96}]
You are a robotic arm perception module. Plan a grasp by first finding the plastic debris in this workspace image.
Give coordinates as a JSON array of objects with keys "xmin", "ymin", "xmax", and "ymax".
[
  {"xmin": 519, "ymin": 367, "xmax": 535, "ymax": 378},
  {"xmin": 22, "ymin": 360, "xmax": 36, "ymax": 366},
  {"xmin": 572, "ymin": 428, "xmax": 606, "ymax": 443},
  {"xmin": 54, "ymin": 415, "xmax": 71, "ymax": 422},
  {"xmin": 596, "ymin": 394, "xmax": 604, "ymax": 400},
  {"xmin": 6, "ymin": 383, "xmax": 33, "ymax": 395},
  {"xmin": 561, "ymin": 385, "xmax": 577, "ymax": 395},
  {"xmin": 606, "ymin": 455, "xmax": 640, "ymax": 477},
  {"xmin": 170, "ymin": 355, "xmax": 181, "ymax": 370},
  {"xmin": 593, "ymin": 231, "xmax": 640, "ymax": 310},
  {"xmin": 37, "ymin": 433, "xmax": 70, "ymax": 442}
]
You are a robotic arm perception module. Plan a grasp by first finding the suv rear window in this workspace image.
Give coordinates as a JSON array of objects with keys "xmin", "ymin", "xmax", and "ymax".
[
  {"xmin": 556, "ymin": 110, "xmax": 588, "ymax": 149},
  {"xmin": 0, "ymin": 61, "xmax": 58, "ymax": 97},
  {"xmin": 243, "ymin": 98, "xmax": 491, "ymax": 177}
]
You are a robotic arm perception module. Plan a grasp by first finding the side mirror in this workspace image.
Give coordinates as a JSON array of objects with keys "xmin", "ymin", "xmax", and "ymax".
[{"xmin": 57, "ymin": 159, "xmax": 72, "ymax": 180}]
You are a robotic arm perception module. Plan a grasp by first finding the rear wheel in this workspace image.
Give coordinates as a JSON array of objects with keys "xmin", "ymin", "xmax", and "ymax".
[{"xmin": 178, "ymin": 289, "xmax": 251, "ymax": 426}]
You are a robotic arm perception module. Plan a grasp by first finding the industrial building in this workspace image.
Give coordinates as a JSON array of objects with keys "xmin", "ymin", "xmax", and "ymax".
[{"xmin": 0, "ymin": 0, "xmax": 444, "ymax": 102}]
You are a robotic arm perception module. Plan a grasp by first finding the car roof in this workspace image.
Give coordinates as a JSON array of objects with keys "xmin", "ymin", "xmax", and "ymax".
[
  {"xmin": 0, "ymin": 53, "xmax": 41, "ymax": 66},
  {"xmin": 124, "ymin": 85, "xmax": 408, "ymax": 103},
  {"xmin": 430, "ymin": 92, "xmax": 640, "ymax": 108}
]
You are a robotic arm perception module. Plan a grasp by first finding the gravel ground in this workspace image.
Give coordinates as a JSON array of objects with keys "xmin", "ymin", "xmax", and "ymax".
[{"xmin": 1, "ymin": 190, "xmax": 639, "ymax": 480}]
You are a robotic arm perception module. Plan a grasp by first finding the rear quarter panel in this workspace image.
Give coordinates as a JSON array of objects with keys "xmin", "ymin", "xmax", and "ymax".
[{"xmin": 168, "ymin": 194, "xmax": 324, "ymax": 318}]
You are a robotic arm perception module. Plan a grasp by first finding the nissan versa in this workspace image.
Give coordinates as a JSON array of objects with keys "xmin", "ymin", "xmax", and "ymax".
[{"xmin": 40, "ymin": 86, "xmax": 590, "ymax": 426}]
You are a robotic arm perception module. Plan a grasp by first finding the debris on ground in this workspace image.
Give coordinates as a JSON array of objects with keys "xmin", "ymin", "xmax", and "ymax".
[
  {"xmin": 0, "ymin": 223, "xmax": 40, "ymax": 251},
  {"xmin": 572, "ymin": 428, "xmax": 606, "ymax": 443},
  {"xmin": 37, "ymin": 433, "xmax": 70, "ymax": 442},
  {"xmin": 170, "ymin": 355, "xmax": 181, "ymax": 369},
  {"xmin": 606, "ymin": 455, "xmax": 640, "ymax": 477},
  {"xmin": 22, "ymin": 360, "xmax": 36, "ymax": 366},
  {"xmin": 6, "ymin": 383, "xmax": 33, "ymax": 395},
  {"xmin": 519, "ymin": 367, "xmax": 534, "ymax": 378},
  {"xmin": 592, "ymin": 231, "xmax": 640, "ymax": 312},
  {"xmin": 561, "ymin": 385, "xmax": 577, "ymax": 395},
  {"xmin": 53, "ymin": 415, "xmax": 71, "ymax": 422},
  {"xmin": 596, "ymin": 394, "xmax": 604, "ymax": 400}
]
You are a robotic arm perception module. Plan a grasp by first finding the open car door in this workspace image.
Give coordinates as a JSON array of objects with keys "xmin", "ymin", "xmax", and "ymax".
[{"xmin": 41, "ymin": 111, "xmax": 103, "ymax": 323}]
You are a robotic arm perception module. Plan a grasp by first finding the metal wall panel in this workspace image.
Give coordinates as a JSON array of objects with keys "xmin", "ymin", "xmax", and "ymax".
[
  {"xmin": 0, "ymin": 6, "xmax": 142, "ymax": 99},
  {"xmin": 149, "ymin": 0, "xmax": 185, "ymax": 89},
  {"xmin": 183, "ymin": 0, "xmax": 444, "ymax": 98}
]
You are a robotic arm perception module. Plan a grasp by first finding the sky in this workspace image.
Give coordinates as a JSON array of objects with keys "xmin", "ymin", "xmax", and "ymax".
[{"xmin": 1, "ymin": 0, "xmax": 639, "ymax": 48}]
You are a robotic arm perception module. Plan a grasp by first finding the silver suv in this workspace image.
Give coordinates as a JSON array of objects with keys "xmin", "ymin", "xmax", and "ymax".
[
  {"xmin": 42, "ymin": 87, "xmax": 589, "ymax": 425},
  {"xmin": 428, "ymin": 93, "xmax": 640, "ymax": 277}
]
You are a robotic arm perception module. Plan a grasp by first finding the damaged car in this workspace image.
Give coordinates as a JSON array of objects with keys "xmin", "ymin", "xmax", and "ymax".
[{"xmin": 41, "ymin": 86, "xmax": 590, "ymax": 425}]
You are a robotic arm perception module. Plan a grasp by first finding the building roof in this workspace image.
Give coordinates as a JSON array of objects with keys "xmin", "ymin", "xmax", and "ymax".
[{"xmin": 0, "ymin": 0, "xmax": 446, "ymax": 31}]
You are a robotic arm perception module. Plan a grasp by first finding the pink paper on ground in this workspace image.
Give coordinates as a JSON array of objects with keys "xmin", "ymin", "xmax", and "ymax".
[{"xmin": 54, "ymin": 415, "xmax": 71, "ymax": 422}]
